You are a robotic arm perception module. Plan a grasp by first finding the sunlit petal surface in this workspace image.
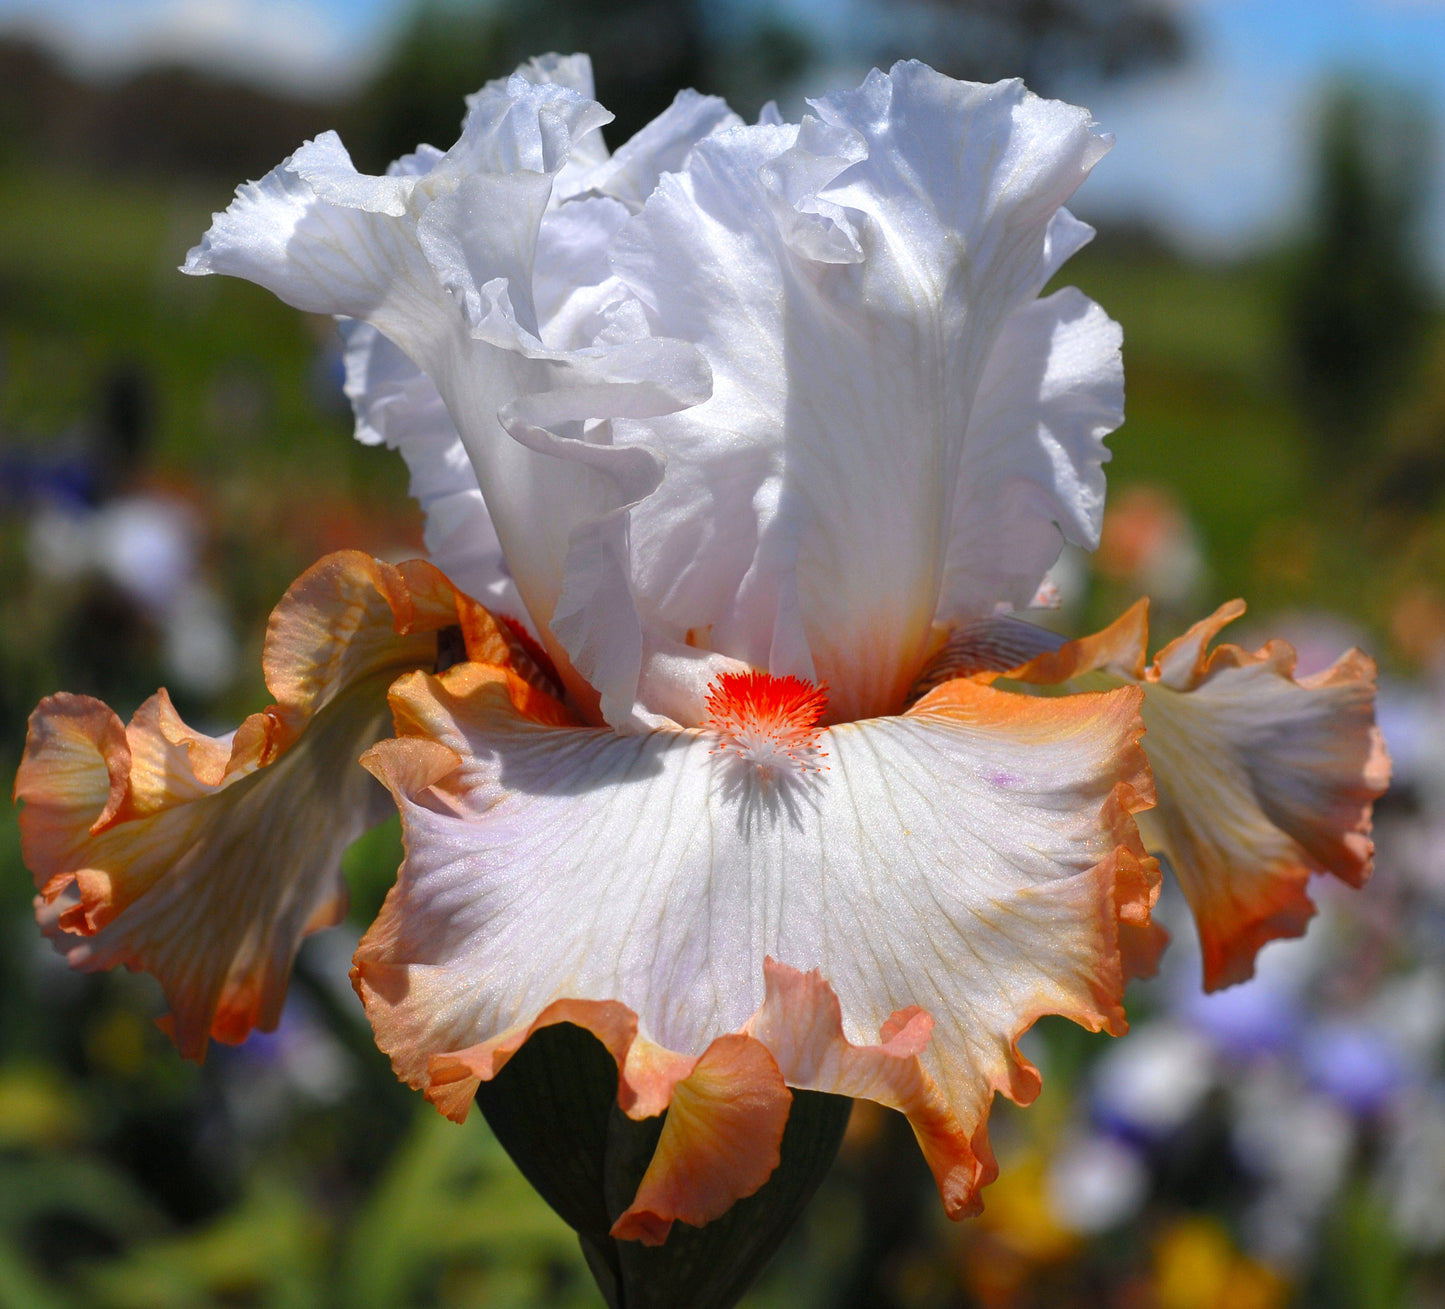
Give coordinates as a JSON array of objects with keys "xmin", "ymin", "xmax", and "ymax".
[
  {"xmin": 354, "ymin": 659, "xmax": 1155, "ymax": 1221},
  {"xmin": 15, "ymin": 553, "xmax": 527, "ymax": 1057},
  {"xmin": 9, "ymin": 47, "xmax": 1390, "ymax": 1255},
  {"xmin": 611, "ymin": 65, "xmax": 1119, "ymax": 721},
  {"xmin": 186, "ymin": 58, "xmax": 1120, "ymax": 730},
  {"xmin": 953, "ymin": 600, "xmax": 1390, "ymax": 988}
]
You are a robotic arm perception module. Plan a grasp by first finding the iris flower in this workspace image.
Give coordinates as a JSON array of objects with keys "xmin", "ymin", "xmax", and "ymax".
[{"xmin": 16, "ymin": 55, "xmax": 1387, "ymax": 1248}]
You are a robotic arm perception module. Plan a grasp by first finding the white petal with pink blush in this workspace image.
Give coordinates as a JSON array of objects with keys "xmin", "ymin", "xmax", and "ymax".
[{"xmin": 354, "ymin": 663, "xmax": 1156, "ymax": 1220}]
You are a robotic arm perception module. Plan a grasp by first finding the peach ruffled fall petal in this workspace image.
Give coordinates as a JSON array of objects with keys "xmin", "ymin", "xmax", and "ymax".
[
  {"xmin": 355, "ymin": 654, "xmax": 1157, "ymax": 1231},
  {"xmin": 14, "ymin": 551, "xmax": 519, "ymax": 1057},
  {"xmin": 611, "ymin": 1034, "xmax": 791, "ymax": 1245},
  {"xmin": 746, "ymin": 960, "xmax": 987, "ymax": 1217},
  {"xmin": 990, "ymin": 599, "xmax": 1390, "ymax": 988}
]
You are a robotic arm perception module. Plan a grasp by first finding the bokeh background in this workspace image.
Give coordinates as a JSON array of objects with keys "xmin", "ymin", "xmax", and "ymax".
[{"xmin": 1, "ymin": 1, "xmax": 1444, "ymax": 1306}]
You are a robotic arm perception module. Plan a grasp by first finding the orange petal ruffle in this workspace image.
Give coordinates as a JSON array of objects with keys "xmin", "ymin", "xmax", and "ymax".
[
  {"xmin": 745, "ymin": 960, "xmax": 986, "ymax": 1217},
  {"xmin": 611, "ymin": 1033, "xmax": 791, "ymax": 1245},
  {"xmin": 355, "ymin": 657, "xmax": 1158, "ymax": 1235},
  {"xmin": 988, "ymin": 599, "xmax": 1390, "ymax": 988},
  {"xmin": 14, "ymin": 550, "xmax": 534, "ymax": 1057},
  {"xmin": 357, "ymin": 968, "xmax": 792, "ymax": 1245}
]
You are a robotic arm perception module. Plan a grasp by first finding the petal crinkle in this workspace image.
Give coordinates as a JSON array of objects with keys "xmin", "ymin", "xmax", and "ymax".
[
  {"xmin": 355, "ymin": 659, "xmax": 1158, "ymax": 1231},
  {"xmin": 968, "ymin": 599, "xmax": 1390, "ymax": 988},
  {"xmin": 14, "ymin": 551, "xmax": 528, "ymax": 1057}
]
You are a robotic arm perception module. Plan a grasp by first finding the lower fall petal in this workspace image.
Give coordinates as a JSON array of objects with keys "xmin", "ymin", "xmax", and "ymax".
[
  {"xmin": 746, "ymin": 959, "xmax": 986, "ymax": 1217},
  {"xmin": 13, "ymin": 551, "xmax": 513, "ymax": 1057},
  {"xmin": 470, "ymin": 1018, "xmax": 851, "ymax": 1304},
  {"xmin": 979, "ymin": 600, "xmax": 1390, "ymax": 989},
  {"xmin": 362, "ymin": 955, "xmax": 792, "ymax": 1240},
  {"xmin": 354, "ymin": 658, "xmax": 1156, "ymax": 1226},
  {"xmin": 611, "ymin": 1034, "xmax": 791, "ymax": 1245}
]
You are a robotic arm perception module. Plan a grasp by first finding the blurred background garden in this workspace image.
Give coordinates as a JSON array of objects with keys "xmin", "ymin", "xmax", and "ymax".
[{"xmin": 1, "ymin": 0, "xmax": 1444, "ymax": 1305}]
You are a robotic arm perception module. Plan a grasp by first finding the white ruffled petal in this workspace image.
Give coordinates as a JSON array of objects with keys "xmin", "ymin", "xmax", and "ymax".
[
  {"xmin": 485, "ymin": 52, "xmax": 611, "ymax": 193},
  {"xmin": 183, "ymin": 131, "xmax": 437, "ymax": 347},
  {"xmin": 533, "ymin": 195, "xmax": 633, "ymax": 349},
  {"xmin": 939, "ymin": 286, "xmax": 1123, "ymax": 620},
  {"xmin": 340, "ymin": 320, "xmax": 522, "ymax": 615},
  {"xmin": 355, "ymin": 664, "xmax": 1155, "ymax": 1216},
  {"xmin": 577, "ymin": 88, "xmax": 741, "ymax": 210},
  {"xmin": 190, "ymin": 59, "xmax": 1118, "ymax": 728},
  {"xmin": 188, "ymin": 66, "xmax": 712, "ymax": 727},
  {"xmin": 441, "ymin": 292, "xmax": 710, "ymax": 725},
  {"xmin": 613, "ymin": 64, "xmax": 1112, "ymax": 720}
]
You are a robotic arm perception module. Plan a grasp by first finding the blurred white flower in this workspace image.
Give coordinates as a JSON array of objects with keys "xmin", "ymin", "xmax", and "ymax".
[
  {"xmin": 1090, "ymin": 1022, "xmax": 1215, "ymax": 1139},
  {"xmin": 1046, "ymin": 1132, "xmax": 1149, "ymax": 1234}
]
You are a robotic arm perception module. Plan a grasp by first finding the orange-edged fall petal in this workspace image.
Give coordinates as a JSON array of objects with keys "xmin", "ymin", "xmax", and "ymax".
[
  {"xmin": 746, "ymin": 960, "xmax": 988, "ymax": 1217},
  {"xmin": 14, "ymin": 550, "xmax": 535, "ymax": 1057},
  {"xmin": 354, "ymin": 650, "xmax": 1157, "ymax": 1231},
  {"xmin": 611, "ymin": 1034, "xmax": 791, "ymax": 1245},
  {"xmin": 992, "ymin": 599, "xmax": 1391, "ymax": 988},
  {"xmin": 906, "ymin": 673, "xmax": 1163, "ymax": 1048}
]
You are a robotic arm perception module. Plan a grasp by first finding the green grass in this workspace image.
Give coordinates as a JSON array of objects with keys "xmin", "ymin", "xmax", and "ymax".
[{"xmin": 0, "ymin": 166, "xmax": 412, "ymax": 495}]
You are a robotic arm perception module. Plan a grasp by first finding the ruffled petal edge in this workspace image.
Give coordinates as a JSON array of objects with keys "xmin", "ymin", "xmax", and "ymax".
[
  {"xmin": 13, "ymin": 552, "xmax": 544, "ymax": 1057},
  {"xmin": 355, "ymin": 666, "xmax": 1161, "ymax": 1230},
  {"xmin": 972, "ymin": 599, "xmax": 1390, "ymax": 988}
]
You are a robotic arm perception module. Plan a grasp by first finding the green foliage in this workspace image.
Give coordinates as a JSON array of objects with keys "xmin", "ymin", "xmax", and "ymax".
[
  {"xmin": 1286, "ymin": 85, "xmax": 1434, "ymax": 471},
  {"xmin": 82, "ymin": 1181, "xmax": 328, "ymax": 1309},
  {"xmin": 342, "ymin": 1112, "xmax": 595, "ymax": 1309}
]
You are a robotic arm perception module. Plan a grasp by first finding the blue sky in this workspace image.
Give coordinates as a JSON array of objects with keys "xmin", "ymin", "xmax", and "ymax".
[
  {"xmin": 2, "ymin": 0, "xmax": 1443, "ymax": 274},
  {"xmin": 0, "ymin": 0, "xmax": 401, "ymax": 93},
  {"xmin": 1076, "ymin": 0, "xmax": 1445, "ymax": 268}
]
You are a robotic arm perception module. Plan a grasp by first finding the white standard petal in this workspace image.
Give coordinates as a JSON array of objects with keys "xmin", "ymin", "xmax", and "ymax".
[
  {"xmin": 577, "ymin": 88, "xmax": 742, "ymax": 211},
  {"xmin": 612, "ymin": 63, "xmax": 1112, "ymax": 721},
  {"xmin": 186, "ymin": 67, "xmax": 712, "ymax": 727},
  {"xmin": 183, "ymin": 130, "xmax": 435, "ymax": 344},
  {"xmin": 490, "ymin": 52, "xmax": 611, "ymax": 196},
  {"xmin": 938, "ymin": 285, "xmax": 1123, "ymax": 621},
  {"xmin": 341, "ymin": 319, "xmax": 521, "ymax": 616}
]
